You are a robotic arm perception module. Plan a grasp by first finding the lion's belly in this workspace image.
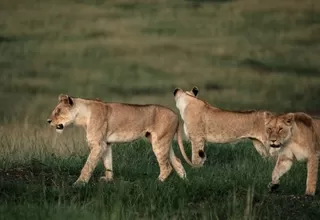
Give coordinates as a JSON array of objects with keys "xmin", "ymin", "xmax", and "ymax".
[
  {"xmin": 206, "ymin": 135, "xmax": 239, "ymax": 143},
  {"xmin": 206, "ymin": 131, "xmax": 244, "ymax": 143},
  {"xmin": 107, "ymin": 132, "xmax": 140, "ymax": 143}
]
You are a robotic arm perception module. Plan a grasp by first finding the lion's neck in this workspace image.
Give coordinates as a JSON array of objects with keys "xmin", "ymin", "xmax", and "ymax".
[
  {"xmin": 72, "ymin": 98, "xmax": 91, "ymax": 128},
  {"xmin": 175, "ymin": 96, "xmax": 189, "ymax": 119},
  {"xmin": 215, "ymin": 111, "xmax": 266, "ymax": 141},
  {"xmin": 244, "ymin": 112, "xmax": 267, "ymax": 141}
]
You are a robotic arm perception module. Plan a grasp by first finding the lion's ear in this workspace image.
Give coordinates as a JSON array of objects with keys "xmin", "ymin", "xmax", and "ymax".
[
  {"xmin": 192, "ymin": 86, "xmax": 199, "ymax": 97},
  {"xmin": 59, "ymin": 94, "xmax": 73, "ymax": 106},
  {"xmin": 173, "ymin": 88, "xmax": 181, "ymax": 96},
  {"xmin": 263, "ymin": 111, "xmax": 273, "ymax": 122},
  {"xmin": 59, "ymin": 94, "xmax": 67, "ymax": 102},
  {"xmin": 283, "ymin": 113, "xmax": 294, "ymax": 126}
]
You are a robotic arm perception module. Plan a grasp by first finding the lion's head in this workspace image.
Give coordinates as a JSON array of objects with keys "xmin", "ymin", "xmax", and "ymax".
[
  {"xmin": 47, "ymin": 94, "xmax": 77, "ymax": 133},
  {"xmin": 173, "ymin": 86, "xmax": 199, "ymax": 99},
  {"xmin": 264, "ymin": 112, "xmax": 295, "ymax": 149}
]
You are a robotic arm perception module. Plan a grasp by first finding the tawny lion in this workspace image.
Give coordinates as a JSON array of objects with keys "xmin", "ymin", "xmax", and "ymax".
[
  {"xmin": 47, "ymin": 94, "xmax": 197, "ymax": 187},
  {"xmin": 173, "ymin": 87, "xmax": 271, "ymax": 166},
  {"xmin": 264, "ymin": 112, "xmax": 320, "ymax": 196}
]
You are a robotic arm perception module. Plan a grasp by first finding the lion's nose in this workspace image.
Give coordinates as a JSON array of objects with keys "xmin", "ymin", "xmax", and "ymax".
[{"xmin": 47, "ymin": 119, "xmax": 52, "ymax": 124}]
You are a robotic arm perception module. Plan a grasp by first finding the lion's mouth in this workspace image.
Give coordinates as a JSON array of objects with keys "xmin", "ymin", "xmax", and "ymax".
[
  {"xmin": 56, "ymin": 124, "xmax": 64, "ymax": 130},
  {"xmin": 270, "ymin": 144, "xmax": 281, "ymax": 148}
]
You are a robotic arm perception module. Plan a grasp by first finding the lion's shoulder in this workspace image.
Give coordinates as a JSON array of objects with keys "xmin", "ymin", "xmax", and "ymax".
[{"xmin": 294, "ymin": 112, "xmax": 313, "ymax": 128}]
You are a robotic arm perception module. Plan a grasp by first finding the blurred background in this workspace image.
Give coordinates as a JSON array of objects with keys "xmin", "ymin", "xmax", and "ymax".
[{"xmin": 1, "ymin": 0, "xmax": 320, "ymax": 125}]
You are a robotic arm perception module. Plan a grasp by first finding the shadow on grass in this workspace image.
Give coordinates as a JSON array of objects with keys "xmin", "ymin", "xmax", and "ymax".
[
  {"xmin": 301, "ymin": 11, "xmax": 320, "ymax": 25},
  {"xmin": 185, "ymin": 0, "xmax": 233, "ymax": 9},
  {"xmin": 288, "ymin": 37, "xmax": 320, "ymax": 46},
  {"xmin": 141, "ymin": 27, "xmax": 177, "ymax": 36},
  {"xmin": 185, "ymin": 0, "xmax": 233, "ymax": 3},
  {"xmin": 261, "ymin": 194, "xmax": 320, "ymax": 220},
  {"xmin": 0, "ymin": 30, "xmax": 111, "ymax": 45},
  {"xmin": 240, "ymin": 58, "xmax": 320, "ymax": 76},
  {"xmin": 286, "ymin": 27, "xmax": 320, "ymax": 46},
  {"xmin": 84, "ymin": 31, "xmax": 111, "ymax": 39},
  {"xmin": 0, "ymin": 162, "xmax": 75, "ymax": 191},
  {"xmin": 0, "ymin": 36, "xmax": 17, "ymax": 44}
]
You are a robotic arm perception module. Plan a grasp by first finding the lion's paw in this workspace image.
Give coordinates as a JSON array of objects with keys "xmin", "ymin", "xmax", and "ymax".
[
  {"xmin": 99, "ymin": 176, "xmax": 114, "ymax": 183},
  {"xmin": 268, "ymin": 182, "xmax": 280, "ymax": 193},
  {"xmin": 72, "ymin": 180, "xmax": 87, "ymax": 188}
]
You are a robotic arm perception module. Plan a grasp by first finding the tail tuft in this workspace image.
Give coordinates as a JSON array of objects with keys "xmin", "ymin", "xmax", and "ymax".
[{"xmin": 198, "ymin": 150, "xmax": 205, "ymax": 158}]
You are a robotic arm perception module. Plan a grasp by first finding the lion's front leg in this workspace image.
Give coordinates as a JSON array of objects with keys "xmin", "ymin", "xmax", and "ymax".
[
  {"xmin": 268, "ymin": 152, "xmax": 294, "ymax": 193},
  {"xmin": 305, "ymin": 155, "xmax": 319, "ymax": 196},
  {"xmin": 251, "ymin": 139, "xmax": 270, "ymax": 159},
  {"xmin": 73, "ymin": 141, "xmax": 103, "ymax": 187}
]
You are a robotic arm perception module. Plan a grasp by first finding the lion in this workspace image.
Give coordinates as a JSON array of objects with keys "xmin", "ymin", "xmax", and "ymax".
[
  {"xmin": 47, "ymin": 94, "xmax": 198, "ymax": 187},
  {"xmin": 173, "ymin": 87, "xmax": 272, "ymax": 166},
  {"xmin": 264, "ymin": 112, "xmax": 320, "ymax": 196}
]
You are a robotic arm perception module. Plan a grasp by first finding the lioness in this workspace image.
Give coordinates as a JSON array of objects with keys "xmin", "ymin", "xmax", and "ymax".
[
  {"xmin": 173, "ymin": 87, "xmax": 271, "ymax": 166},
  {"xmin": 264, "ymin": 112, "xmax": 320, "ymax": 196},
  {"xmin": 47, "ymin": 94, "xmax": 197, "ymax": 187}
]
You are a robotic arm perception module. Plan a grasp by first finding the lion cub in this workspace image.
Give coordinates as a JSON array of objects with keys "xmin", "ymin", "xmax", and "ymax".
[
  {"xmin": 47, "ymin": 94, "xmax": 197, "ymax": 187},
  {"xmin": 264, "ymin": 112, "xmax": 320, "ymax": 196},
  {"xmin": 173, "ymin": 87, "xmax": 271, "ymax": 166}
]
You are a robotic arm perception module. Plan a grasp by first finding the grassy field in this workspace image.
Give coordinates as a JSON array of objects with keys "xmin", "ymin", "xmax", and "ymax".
[{"xmin": 1, "ymin": 0, "xmax": 320, "ymax": 219}]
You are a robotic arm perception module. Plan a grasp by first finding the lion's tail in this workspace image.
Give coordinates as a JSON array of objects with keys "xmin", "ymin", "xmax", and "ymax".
[{"xmin": 176, "ymin": 124, "xmax": 202, "ymax": 168}]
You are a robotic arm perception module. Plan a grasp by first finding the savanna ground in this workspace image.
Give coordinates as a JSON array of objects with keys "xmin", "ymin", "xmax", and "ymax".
[{"xmin": 1, "ymin": 0, "xmax": 320, "ymax": 219}]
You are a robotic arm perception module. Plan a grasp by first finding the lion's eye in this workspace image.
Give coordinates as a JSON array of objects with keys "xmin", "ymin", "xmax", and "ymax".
[
  {"xmin": 279, "ymin": 128, "xmax": 283, "ymax": 132},
  {"xmin": 267, "ymin": 128, "xmax": 272, "ymax": 132}
]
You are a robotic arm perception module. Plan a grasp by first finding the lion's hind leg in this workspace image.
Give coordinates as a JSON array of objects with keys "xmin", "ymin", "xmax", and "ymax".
[
  {"xmin": 100, "ymin": 143, "xmax": 114, "ymax": 182},
  {"xmin": 190, "ymin": 138, "xmax": 206, "ymax": 166},
  {"xmin": 305, "ymin": 155, "xmax": 318, "ymax": 196},
  {"xmin": 169, "ymin": 146, "xmax": 187, "ymax": 179}
]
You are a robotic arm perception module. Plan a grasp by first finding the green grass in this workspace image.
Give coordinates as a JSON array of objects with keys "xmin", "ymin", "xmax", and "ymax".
[
  {"xmin": 1, "ymin": 127, "xmax": 320, "ymax": 220},
  {"xmin": 1, "ymin": 0, "xmax": 320, "ymax": 219}
]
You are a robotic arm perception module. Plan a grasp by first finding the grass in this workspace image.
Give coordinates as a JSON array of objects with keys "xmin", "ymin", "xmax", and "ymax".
[
  {"xmin": 1, "ymin": 127, "xmax": 320, "ymax": 220},
  {"xmin": 1, "ymin": 0, "xmax": 320, "ymax": 219}
]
